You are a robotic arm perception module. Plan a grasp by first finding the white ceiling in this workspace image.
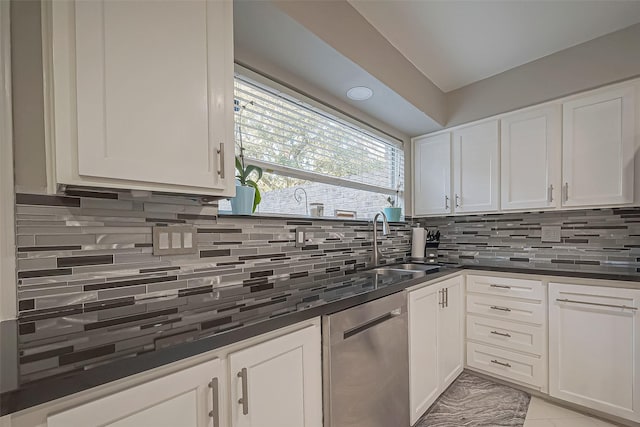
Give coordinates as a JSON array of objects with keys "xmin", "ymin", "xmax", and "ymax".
[
  {"xmin": 234, "ymin": 1, "xmax": 442, "ymax": 136},
  {"xmin": 349, "ymin": 0, "xmax": 640, "ymax": 92}
]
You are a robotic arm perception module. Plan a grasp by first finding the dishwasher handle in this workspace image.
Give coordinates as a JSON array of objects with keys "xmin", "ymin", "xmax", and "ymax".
[{"xmin": 343, "ymin": 308, "xmax": 403, "ymax": 340}]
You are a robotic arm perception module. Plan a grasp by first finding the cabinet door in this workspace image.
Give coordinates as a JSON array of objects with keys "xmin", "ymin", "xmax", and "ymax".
[
  {"xmin": 549, "ymin": 283, "xmax": 640, "ymax": 422},
  {"xmin": 562, "ymin": 85, "xmax": 636, "ymax": 207},
  {"xmin": 408, "ymin": 285, "xmax": 440, "ymax": 425},
  {"xmin": 229, "ymin": 325, "xmax": 322, "ymax": 427},
  {"xmin": 453, "ymin": 120, "xmax": 500, "ymax": 213},
  {"xmin": 54, "ymin": 0, "xmax": 234, "ymax": 194},
  {"xmin": 47, "ymin": 359, "xmax": 223, "ymax": 427},
  {"xmin": 501, "ymin": 105, "xmax": 561, "ymax": 210},
  {"xmin": 413, "ymin": 133, "xmax": 452, "ymax": 216},
  {"xmin": 438, "ymin": 276, "xmax": 464, "ymax": 389}
]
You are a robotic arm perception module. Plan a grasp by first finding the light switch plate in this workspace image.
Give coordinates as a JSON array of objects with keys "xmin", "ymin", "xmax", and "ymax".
[
  {"xmin": 153, "ymin": 225, "xmax": 197, "ymax": 255},
  {"xmin": 541, "ymin": 225, "xmax": 562, "ymax": 243}
]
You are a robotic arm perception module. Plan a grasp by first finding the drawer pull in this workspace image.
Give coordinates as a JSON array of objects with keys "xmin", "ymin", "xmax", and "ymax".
[
  {"xmin": 490, "ymin": 330, "xmax": 512, "ymax": 338},
  {"xmin": 490, "ymin": 284, "xmax": 511, "ymax": 289},
  {"xmin": 490, "ymin": 305, "xmax": 512, "ymax": 312},
  {"xmin": 491, "ymin": 359, "xmax": 512, "ymax": 368},
  {"xmin": 556, "ymin": 298, "xmax": 638, "ymax": 311}
]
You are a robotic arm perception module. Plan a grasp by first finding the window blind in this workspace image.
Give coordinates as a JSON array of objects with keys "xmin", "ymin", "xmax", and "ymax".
[{"xmin": 234, "ymin": 76, "xmax": 404, "ymax": 196}]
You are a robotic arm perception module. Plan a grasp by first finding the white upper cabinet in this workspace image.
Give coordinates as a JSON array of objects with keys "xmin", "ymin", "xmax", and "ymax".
[
  {"xmin": 44, "ymin": 0, "xmax": 235, "ymax": 196},
  {"xmin": 562, "ymin": 85, "xmax": 636, "ymax": 207},
  {"xmin": 453, "ymin": 120, "xmax": 500, "ymax": 213},
  {"xmin": 413, "ymin": 133, "xmax": 452, "ymax": 216},
  {"xmin": 501, "ymin": 105, "xmax": 561, "ymax": 211}
]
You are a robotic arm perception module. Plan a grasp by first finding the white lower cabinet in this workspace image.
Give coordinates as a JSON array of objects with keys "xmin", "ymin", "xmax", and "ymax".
[
  {"xmin": 408, "ymin": 276, "xmax": 464, "ymax": 425},
  {"xmin": 229, "ymin": 325, "xmax": 322, "ymax": 427},
  {"xmin": 45, "ymin": 322, "xmax": 322, "ymax": 427},
  {"xmin": 549, "ymin": 283, "xmax": 640, "ymax": 422},
  {"xmin": 47, "ymin": 359, "xmax": 224, "ymax": 427}
]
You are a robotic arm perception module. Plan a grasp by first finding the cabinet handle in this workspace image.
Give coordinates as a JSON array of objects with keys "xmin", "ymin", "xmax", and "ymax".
[
  {"xmin": 238, "ymin": 367, "xmax": 249, "ymax": 415},
  {"xmin": 562, "ymin": 182, "xmax": 568, "ymax": 202},
  {"xmin": 444, "ymin": 287, "xmax": 448, "ymax": 308},
  {"xmin": 455, "ymin": 194, "xmax": 460, "ymax": 208},
  {"xmin": 490, "ymin": 305, "xmax": 512, "ymax": 312},
  {"xmin": 438, "ymin": 289, "xmax": 444, "ymax": 308},
  {"xmin": 491, "ymin": 359, "xmax": 512, "ymax": 368},
  {"xmin": 489, "ymin": 284, "xmax": 511, "ymax": 289},
  {"xmin": 217, "ymin": 143, "xmax": 225, "ymax": 178},
  {"xmin": 444, "ymin": 195, "xmax": 449, "ymax": 210},
  {"xmin": 556, "ymin": 298, "xmax": 638, "ymax": 311},
  {"xmin": 208, "ymin": 378, "xmax": 220, "ymax": 427},
  {"xmin": 490, "ymin": 330, "xmax": 512, "ymax": 338},
  {"xmin": 548, "ymin": 184, "xmax": 554, "ymax": 203}
]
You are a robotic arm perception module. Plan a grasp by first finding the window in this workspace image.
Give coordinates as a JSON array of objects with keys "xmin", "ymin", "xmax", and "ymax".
[{"xmin": 219, "ymin": 74, "xmax": 404, "ymax": 220}]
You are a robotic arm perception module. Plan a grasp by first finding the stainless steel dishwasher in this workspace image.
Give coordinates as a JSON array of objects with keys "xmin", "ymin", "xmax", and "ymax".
[{"xmin": 322, "ymin": 292, "xmax": 409, "ymax": 427}]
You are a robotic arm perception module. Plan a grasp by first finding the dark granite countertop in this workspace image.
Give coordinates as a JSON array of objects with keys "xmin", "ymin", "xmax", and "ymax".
[{"xmin": 1, "ymin": 263, "xmax": 638, "ymax": 416}]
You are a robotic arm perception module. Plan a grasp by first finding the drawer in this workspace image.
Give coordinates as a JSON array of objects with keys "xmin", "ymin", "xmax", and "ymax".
[
  {"xmin": 467, "ymin": 275, "xmax": 543, "ymax": 301},
  {"xmin": 467, "ymin": 294, "xmax": 545, "ymax": 325},
  {"xmin": 467, "ymin": 342, "xmax": 546, "ymax": 389},
  {"xmin": 466, "ymin": 314, "xmax": 544, "ymax": 356}
]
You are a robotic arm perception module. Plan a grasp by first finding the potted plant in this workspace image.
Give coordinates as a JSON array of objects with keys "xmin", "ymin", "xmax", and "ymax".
[
  {"xmin": 230, "ymin": 99, "xmax": 263, "ymax": 215},
  {"xmin": 231, "ymin": 156, "xmax": 262, "ymax": 215},
  {"xmin": 383, "ymin": 195, "xmax": 402, "ymax": 222}
]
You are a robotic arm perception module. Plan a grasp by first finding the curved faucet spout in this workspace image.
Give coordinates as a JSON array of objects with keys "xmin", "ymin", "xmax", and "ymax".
[{"xmin": 371, "ymin": 211, "xmax": 390, "ymax": 266}]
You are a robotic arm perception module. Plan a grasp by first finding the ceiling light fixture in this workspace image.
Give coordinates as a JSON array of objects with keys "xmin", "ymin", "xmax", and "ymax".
[{"xmin": 346, "ymin": 86, "xmax": 373, "ymax": 101}]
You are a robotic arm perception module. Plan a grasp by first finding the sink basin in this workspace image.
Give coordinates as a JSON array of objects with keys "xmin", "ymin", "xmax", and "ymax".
[{"xmin": 367, "ymin": 263, "xmax": 440, "ymax": 275}]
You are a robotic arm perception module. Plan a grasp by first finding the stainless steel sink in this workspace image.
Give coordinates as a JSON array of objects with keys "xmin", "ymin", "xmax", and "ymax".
[{"xmin": 367, "ymin": 263, "xmax": 440, "ymax": 275}]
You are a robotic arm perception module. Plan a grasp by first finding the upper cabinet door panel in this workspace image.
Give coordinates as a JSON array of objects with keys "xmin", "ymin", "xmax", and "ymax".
[
  {"xmin": 501, "ymin": 105, "xmax": 561, "ymax": 211},
  {"xmin": 73, "ymin": 0, "xmax": 230, "ymax": 190},
  {"xmin": 413, "ymin": 133, "xmax": 452, "ymax": 216},
  {"xmin": 562, "ymin": 85, "xmax": 636, "ymax": 207},
  {"xmin": 453, "ymin": 120, "xmax": 500, "ymax": 213}
]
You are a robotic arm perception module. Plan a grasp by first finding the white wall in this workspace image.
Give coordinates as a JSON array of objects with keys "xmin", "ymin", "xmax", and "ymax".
[
  {"xmin": 447, "ymin": 23, "xmax": 640, "ymax": 127},
  {"xmin": 1, "ymin": 0, "xmax": 17, "ymax": 320}
]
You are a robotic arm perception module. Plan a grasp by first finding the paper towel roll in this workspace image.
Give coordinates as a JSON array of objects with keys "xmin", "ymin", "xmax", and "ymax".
[{"xmin": 411, "ymin": 227, "xmax": 426, "ymax": 258}]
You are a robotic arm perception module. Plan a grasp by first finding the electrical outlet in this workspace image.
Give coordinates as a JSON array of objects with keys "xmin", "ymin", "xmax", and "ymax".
[
  {"xmin": 153, "ymin": 225, "xmax": 197, "ymax": 255},
  {"xmin": 541, "ymin": 225, "xmax": 562, "ymax": 243}
]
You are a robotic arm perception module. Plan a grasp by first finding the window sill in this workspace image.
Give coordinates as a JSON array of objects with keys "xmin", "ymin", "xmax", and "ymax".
[{"xmin": 217, "ymin": 211, "xmax": 409, "ymax": 224}]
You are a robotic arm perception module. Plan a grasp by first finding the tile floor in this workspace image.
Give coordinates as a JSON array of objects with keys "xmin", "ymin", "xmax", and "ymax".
[{"xmin": 524, "ymin": 397, "xmax": 620, "ymax": 427}]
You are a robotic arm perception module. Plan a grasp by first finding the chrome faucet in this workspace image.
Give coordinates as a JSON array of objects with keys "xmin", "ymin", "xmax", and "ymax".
[{"xmin": 371, "ymin": 211, "xmax": 390, "ymax": 266}]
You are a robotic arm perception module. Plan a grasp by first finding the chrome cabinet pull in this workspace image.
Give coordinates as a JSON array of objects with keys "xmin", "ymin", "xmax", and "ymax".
[
  {"xmin": 490, "ymin": 330, "xmax": 512, "ymax": 338},
  {"xmin": 491, "ymin": 359, "xmax": 512, "ymax": 368},
  {"xmin": 490, "ymin": 284, "xmax": 511, "ymax": 289},
  {"xmin": 238, "ymin": 368, "xmax": 249, "ymax": 415},
  {"xmin": 548, "ymin": 184, "xmax": 554, "ymax": 203},
  {"xmin": 208, "ymin": 378, "xmax": 220, "ymax": 427},
  {"xmin": 438, "ymin": 289, "xmax": 444, "ymax": 308},
  {"xmin": 217, "ymin": 143, "xmax": 225, "ymax": 178},
  {"xmin": 556, "ymin": 298, "xmax": 638, "ymax": 311},
  {"xmin": 444, "ymin": 287, "xmax": 448, "ymax": 308},
  {"xmin": 562, "ymin": 182, "xmax": 568, "ymax": 202},
  {"xmin": 444, "ymin": 195, "xmax": 449, "ymax": 210},
  {"xmin": 490, "ymin": 305, "xmax": 512, "ymax": 312},
  {"xmin": 455, "ymin": 194, "xmax": 460, "ymax": 208}
]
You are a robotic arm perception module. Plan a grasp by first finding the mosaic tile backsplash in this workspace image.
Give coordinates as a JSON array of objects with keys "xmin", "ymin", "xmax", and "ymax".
[
  {"xmin": 14, "ymin": 191, "xmax": 411, "ymax": 317},
  {"xmin": 418, "ymin": 208, "xmax": 640, "ymax": 275}
]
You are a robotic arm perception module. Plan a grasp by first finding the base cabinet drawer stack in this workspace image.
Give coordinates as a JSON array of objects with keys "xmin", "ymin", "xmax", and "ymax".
[
  {"xmin": 549, "ymin": 283, "xmax": 640, "ymax": 423},
  {"xmin": 465, "ymin": 275, "xmax": 547, "ymax": 392}
]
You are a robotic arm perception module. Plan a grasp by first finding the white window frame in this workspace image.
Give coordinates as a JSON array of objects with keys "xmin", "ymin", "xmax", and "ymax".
[
  {"xmin": 1, "ymin": 0, "xmax": 16, "ymax": 320},
  {"xmin": 234, "ymin": 66, "xmax": 405, "ymax": 199}
]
